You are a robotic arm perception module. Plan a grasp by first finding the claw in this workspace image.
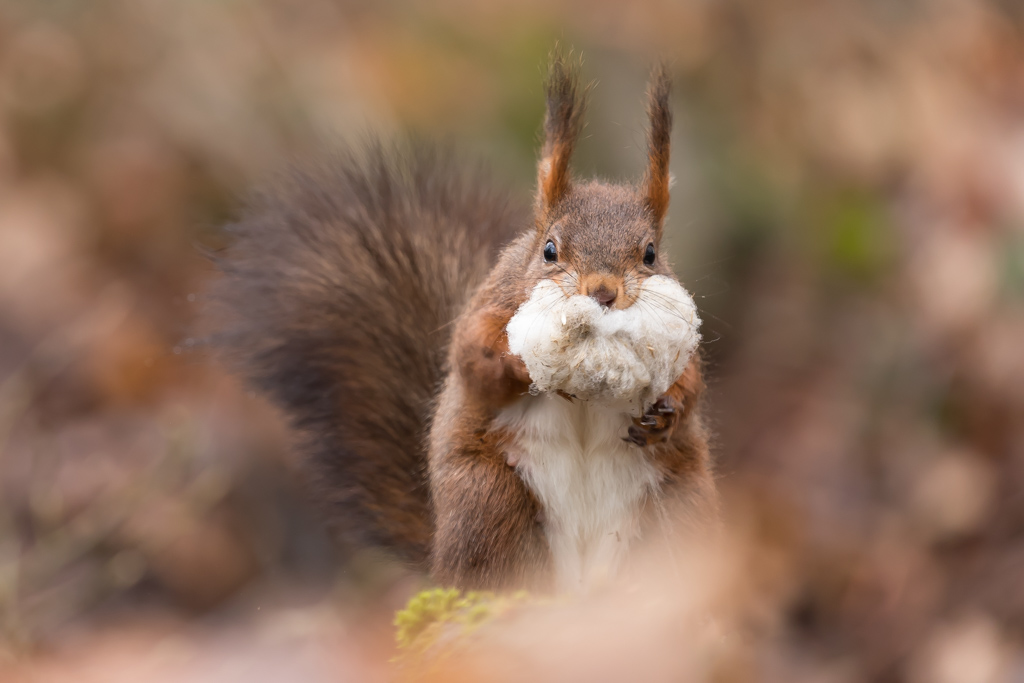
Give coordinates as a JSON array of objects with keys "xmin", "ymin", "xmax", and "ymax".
[
  {"xmin": 628, "ymin": 394, "xmax": 682, "ymax": 447},
  {"xmin": 623, "ymin": 428, "xmax": 648, "ymax": 447}
]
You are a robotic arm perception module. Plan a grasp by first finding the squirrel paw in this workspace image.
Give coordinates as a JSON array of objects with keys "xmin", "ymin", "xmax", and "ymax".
[
  {"xmin": 503, "ymin": 353, "xmax": 532, "ymax": 389},
  {"xmin": 624, "ymin": 395, "xmax": 680, "ymax": 447}
]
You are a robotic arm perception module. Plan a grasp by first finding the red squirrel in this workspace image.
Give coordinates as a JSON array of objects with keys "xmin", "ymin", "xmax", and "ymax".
[{"xmin": 212, "ymin": 55, "xmax": 717, "ymax": 592}]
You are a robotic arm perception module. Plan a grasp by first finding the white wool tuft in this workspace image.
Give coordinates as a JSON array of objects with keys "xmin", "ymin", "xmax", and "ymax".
[{"xmin": 506, "ymin": 275, "xmax": 701, "ymax": 414}]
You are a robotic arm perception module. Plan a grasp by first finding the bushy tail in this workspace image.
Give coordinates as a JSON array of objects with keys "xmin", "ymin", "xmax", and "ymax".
[{"xmin": 209, "ymin": 142, "xmax": 525, "ymax": 566}]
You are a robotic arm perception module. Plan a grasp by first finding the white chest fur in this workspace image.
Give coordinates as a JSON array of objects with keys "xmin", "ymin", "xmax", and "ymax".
[{"xmin": 495, "ymin": 394, "xmax": 661, "ymax": 590}]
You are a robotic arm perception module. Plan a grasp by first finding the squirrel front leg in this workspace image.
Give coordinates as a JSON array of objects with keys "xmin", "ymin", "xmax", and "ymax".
[
  {"xmin": 452, "ymin": 306, "xmax": 531, "ymax": 408},
  {"xmin": 430, "ymin": 438, "xmax": 549, "ymax": 590},
  {"xmin": 429, "ymin": 307, "xmax": 547, "ymax": 589}
]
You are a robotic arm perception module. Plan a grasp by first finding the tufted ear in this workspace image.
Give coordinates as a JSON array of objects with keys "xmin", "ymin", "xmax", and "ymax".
[
  {"xmin": 643, "ymin": 63, "xmax": 673, "ymax": 236},
  {"xmin": 536, "ymin": 52, "xmax": 587, "ymax": 219}
]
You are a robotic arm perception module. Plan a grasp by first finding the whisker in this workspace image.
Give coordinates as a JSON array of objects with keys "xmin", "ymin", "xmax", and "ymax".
[
  {"xmin": 551, "ymin": 262, "xmax": 580, "ymax": 289},
  {"xmin": 695, "ymin": 310, "xmax": 733, "ymax": 331},
  {"xmin": 644, "ymin": 288, "xmax": 733, "ymax": 331},
  {"xmin": 521, "ymin": 289, "xmax": 569, "ymax": 343},
  {"xmin": 639, "ymin": 289, "xmax": 701, "ymax": 311},
  {"xmin": 636, "ymin": 298, "xmax": 689, "ymax": 324},
  {"xmin": 634, "ymin": 291, "xmax": 694, "ymax": 323}
]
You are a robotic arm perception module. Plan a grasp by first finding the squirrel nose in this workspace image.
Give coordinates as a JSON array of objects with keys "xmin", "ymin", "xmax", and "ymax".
[
  {"xmin": 580, "ymin": 274, "xmax": 622, "ymax": 308},
  {"xmin": 590, "ymin": 284, "xmax": 617, "ymax": 308}
]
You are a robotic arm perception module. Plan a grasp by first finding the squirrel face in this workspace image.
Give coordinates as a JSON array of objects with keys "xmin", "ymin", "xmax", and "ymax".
[
  {"xmin": 527, "ymin": 57, "xmax": 676, "ymax": 312},
  {"xmin": 531, "ymin": 182, "xmax": 675, "ymax": 311},
  {"xmin": 501, "ymin": 57, "xmax": 703, "ymax": 410}
]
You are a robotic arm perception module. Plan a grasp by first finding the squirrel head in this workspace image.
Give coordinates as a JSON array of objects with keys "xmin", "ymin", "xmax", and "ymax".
[{"xmin": 530, "ymin": 54, "xmax": 675, "ymax": 311}]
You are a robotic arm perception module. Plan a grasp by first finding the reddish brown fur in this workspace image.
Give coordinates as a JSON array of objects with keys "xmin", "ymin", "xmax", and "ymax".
[
  {"xmin": 537, "ymin": 51, "xmax": 588, "ymax": 216},
  {"xmin": 451, "ymin": 306, "xmax": 532, "ymax": 410},
  {"xmin": 644, "ymin": 63, "xmax": 673, "ymax": 231},
  {"xmin": 428, "ymin": 203, "xmax": 715, "ymax": 587},
  {"xmin": 213, "ymin": 58, "xmax": 715, "ymax": 590}
]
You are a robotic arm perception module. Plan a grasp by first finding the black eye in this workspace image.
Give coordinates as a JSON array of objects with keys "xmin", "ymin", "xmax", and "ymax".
[
  {"xmin": 643, "ymin": 243, "xmax": 656, "ymax": 266},
  {"xmin": 543, "ymin": 240, "xmax": 558, "ymax": 262}
]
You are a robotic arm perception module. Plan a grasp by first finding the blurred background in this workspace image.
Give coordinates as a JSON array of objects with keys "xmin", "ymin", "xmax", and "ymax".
[{"xmin": 1, "ymin": 0, "xmax": 1023, "ymax": 680}]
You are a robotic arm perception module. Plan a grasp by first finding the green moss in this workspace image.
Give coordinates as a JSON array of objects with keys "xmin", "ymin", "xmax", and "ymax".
[
  {"xmin": 395, "ymin": 587, "xmax": 464, "ymax": 651},
  {"xmin": 394, "ymin": 588, "xmax": 533, "ymax": 663}
]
